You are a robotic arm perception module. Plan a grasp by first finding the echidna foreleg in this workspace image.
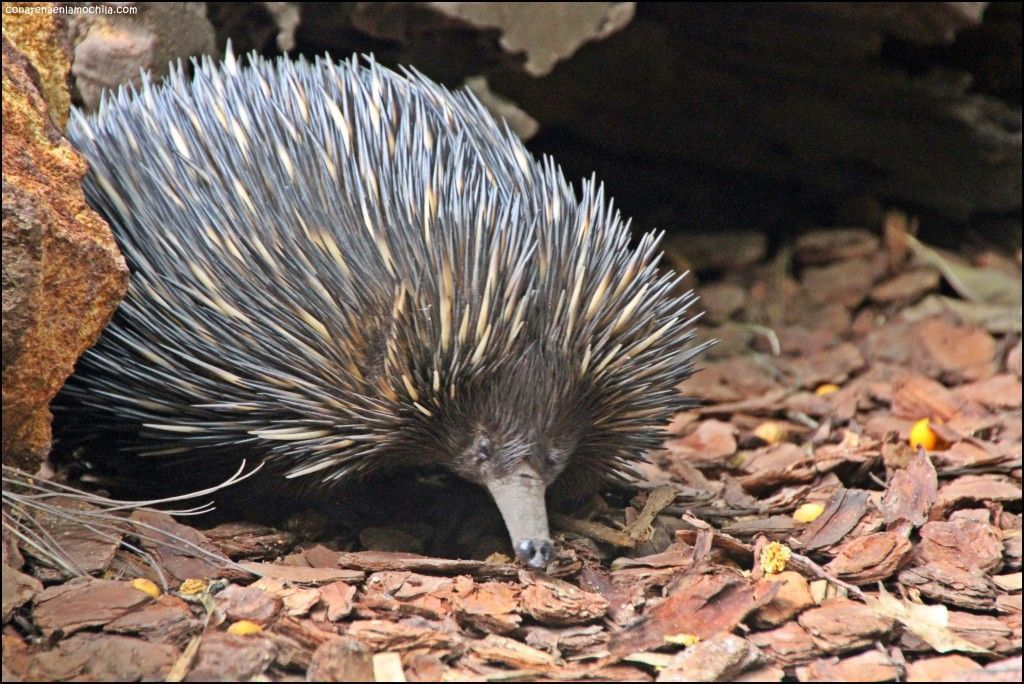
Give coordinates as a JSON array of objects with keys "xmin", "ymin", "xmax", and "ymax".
[{"xmin": 484, "ymin": 465, "xmax": 554, "ymax": 569}]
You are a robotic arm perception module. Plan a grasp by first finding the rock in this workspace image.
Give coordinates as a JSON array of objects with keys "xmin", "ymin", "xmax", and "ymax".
[
  {"xmin": 68, "ymin": 2, "xmax": 216, "ymax": 111},
  {"xmin": 2, "ymin": 4, "xmax": 71, "ymax": 124},
  {"xmin": 491, "ymin": 3, "xmax": 1019, "ymax": 223},
  {"xmin": 2, "ymin": 25, "xmax": 127, "ymax": 472}
]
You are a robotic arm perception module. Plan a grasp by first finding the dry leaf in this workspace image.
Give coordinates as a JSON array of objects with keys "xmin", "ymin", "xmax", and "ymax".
[
  {"xmin": 867, "ymin": 585, "xmax": 989, "ymax": 654},
  {"xmin": 905, "ymin": 234, "xmax": 1021, "ymax": 308}
]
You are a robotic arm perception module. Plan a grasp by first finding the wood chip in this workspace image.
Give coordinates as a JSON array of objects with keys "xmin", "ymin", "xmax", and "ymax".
[
  {"xmin": 954, "ymin": 374, "xmax": 1023, "ymax": 409},
  {"xmin": 751, "ymin": 571, "xmax": 815, "ymax": 628},
  {"xmin": 880, "ymin": 449, "xmax": 937, "ymax": 527},
  {"xmin": 25, "ymin": 634, "xmax": 178, "ymax": 682},
  {"xmin": 334, "ymin": 551, "xmax": 517, "ymax": 580},
  {"xmin": 918, "ymin": 519, "xmax": 1004, "ymax": 572},
  {"xmin": 104, "ymin": 594, "xmax": 198, "ymax": 645},
  {"xmin": 905, "ymin": 654, "xmax": 982, "ymax": 682},
  {"xmin": 129, "ymin": 510, "xmax": 232, "ymax": 583},
  {"xmin": 824, "ymin": 531, "xmax": 913, "ymax": 585},
  {"xmin": 372, "ymin": 652, "xmax": 407, "ymax": 682},
  {"xmin": 748, "ymin": 622, "xmax": 819, "ymax": 667},
  {"xmin": 346, "ymin": 618, "xmax": 462, "ymax": 656},
  {"xmin": 202, "ymin": 522, "xmax": 297, "ymax": 560},
  {"xmin": 932, "ymin": 475, "xmax": 1023, "ymax": 518},
  {"xmin": 471, "ymin": 634, "xmax": 557, "ymax": 669},
  {"xmin": 610, "ymin": 573, "xmax": 778, "ymax": 656},
  {"xmin": 33, "ymin": 577, "xmax": 153, "ymax": 637},
  {"xmin": 215, "ymin": 583, "xmax": 282, "ymax": 625},
  {"xmin": 664, "ymin": 420, "xmax": 738, "ymax": 465},
  {"xmin": 796, "ymin": 228, "xmax": 880, "ymax": 265},
  {"xmin": 452, "ymin": 581, "xmax": 521, "ymax": 634},
  {"xmin": 899, "ymin": 562, "xmax": 996, "ymax": 611},
  {"xmin": 797, "ymin": 488, "xmax": 870, "ymax": 551},
  {"xmin": 184, "ymin": 632, "xmax": 276, "ymax": 681},
  {"xmin": 913, "ymin": 318, "xmax": 999, "ymax": 383},
  {"xmin": 519, "ymin": 570, "xmax": 608, "ymax": 626},
  {"xmin": 795, "ymin": 649, "xmax": 901, "ymax": 682},
  {"xmin": 320, "ymin": 580, "xmax": 357, "ymax": 621},
  {"xmin": 2, "ymin": 563, "xmax": 42, "ymax": 622},
  {"xmin": 870, "ymin": 269, "xmax": 940, "ymax": 304},
  {"xmin": 797, "ymin": 597, "xmax": 895, "ymax": 654},
  {"xmin": 657, "ymin": 633, "xmax": 764, "ymax": 681},
  {"xmin": 251, "ymin": 577, "xmax": 321, "ymax": 617},
  {"xmin": 891, "ymin": 374, "xmax": 962, "ymax": 421},
  {"xmin": 238, "ymin": 562, "xmax": 364, "ymax": 585}
]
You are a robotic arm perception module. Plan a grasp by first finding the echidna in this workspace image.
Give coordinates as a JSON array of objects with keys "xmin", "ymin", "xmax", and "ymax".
[{"xmin": 58, "ymin": 47, "xmax": 706, "ymax": 568}]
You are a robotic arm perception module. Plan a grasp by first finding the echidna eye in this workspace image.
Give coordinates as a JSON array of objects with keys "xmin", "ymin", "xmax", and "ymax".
[{"xmin": 477, "ymin": 437, "xmax": 492, "ymax": 461}]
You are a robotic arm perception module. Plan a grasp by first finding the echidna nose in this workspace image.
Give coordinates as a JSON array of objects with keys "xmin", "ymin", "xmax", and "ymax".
[{"xmin": 516, "ymin": 538, "xmax": 554, "ymax": 569}]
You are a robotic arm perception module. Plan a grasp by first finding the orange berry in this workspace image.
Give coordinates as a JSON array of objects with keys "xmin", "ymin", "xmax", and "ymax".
[{"xmin": 909, "ymin": 418, "xmax": 946, "ymax": 450}]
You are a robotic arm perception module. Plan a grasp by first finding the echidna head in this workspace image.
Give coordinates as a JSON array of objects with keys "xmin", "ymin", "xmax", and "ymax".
[
  {"xmin": 448, "ymin": 428, "xmax": 561, "ymax": 569},
  {"xmin": 427, "ymin": 347, "xmax": 594, "ymax": 567}
]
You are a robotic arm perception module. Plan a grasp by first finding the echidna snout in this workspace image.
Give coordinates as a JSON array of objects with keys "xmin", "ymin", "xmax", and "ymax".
[
  {"xmin": 438, "ymin": 424, "xmax": 560, "ymax": 568},
  {"xmin": 483, "ymin": 463, "xmax": 554, "ymax": 569}
]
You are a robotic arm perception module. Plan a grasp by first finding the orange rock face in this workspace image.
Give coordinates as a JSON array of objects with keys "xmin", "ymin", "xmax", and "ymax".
[{"xmin": 2, "ymin": 8, "xmax": 128, "ymax": 472}]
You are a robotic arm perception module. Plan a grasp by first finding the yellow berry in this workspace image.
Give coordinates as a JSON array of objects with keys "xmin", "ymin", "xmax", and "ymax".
[
  {"xmin": 753, "ymin": 421, "xmax": 785, "ymax": 444},
  {"xmin": 815, "ymin": 383, "xmax": 840, "ymax": 396},
  {"xmin": 131, "ymin": 578, "xmax": 161, "ymax": 599},
  {"xmin": 909, "ymin": 418, "xmax": 945, "ymax": 450},
  {"xmin": 665, "ymin": 633, "xmax": 700, "ymax": 647},
  {"xmin": 793, "ymin": 502, "xmax": 825, "ymax": 523},
  {"xmin": 227, "ymin": 620, "xmax": 264, "ymax": 635}
]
